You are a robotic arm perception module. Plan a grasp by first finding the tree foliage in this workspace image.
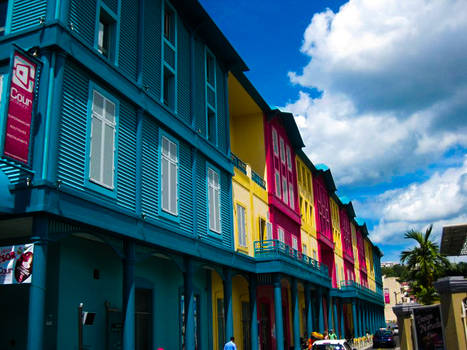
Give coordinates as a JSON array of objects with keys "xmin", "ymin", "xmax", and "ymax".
[{"xmin": 400, "ymin": 225, "xmax": 450, "ymax": 305}]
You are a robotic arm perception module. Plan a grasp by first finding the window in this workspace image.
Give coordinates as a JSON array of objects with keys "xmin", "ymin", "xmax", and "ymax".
[
  {"xmin": 302, "ymin": 244, "xmax": 307, "ymax": 255},
  {"xmin": 272, "ymin": 128, "xmax": 278, "ymax": 155},
  {"xmin": 89, "ymin": 89, "xmax": 116, "ymax": 189},
  {"xmin": 0, "ymin": 0, "xmax": 7, "ymax": 35},
  {"xmin": 279, "ymin": 138, "xmax": 285, "ymax": 163},
  {"xmin": 97, "ymin": 8, "xmax": 116, "ymax": 60},
  {"xmin": 266, "ymin": 222, "xmax": 272, "ymax": 240},
  {"xmin": 205, "ymin": 49, "xmax": 217, "ymax": 143},
  {"xmin": 282, "ymin": 176, "xmax": 288, "ymax": 204},
  {"xmin": 286, "ymin": 146, "xmax": 292, "ymax": 170},
  {"xmin": 259, "ymin": 218, "xmax": 266, "ymax": 241},
  {"xmin": 275, "ymin": 170, "xmax": 281, "ymax": 197},
  {"xmin": 161, "ymin": 135, "xmax": 178, "ymax": 216},
  {"xmin": 236, "ymin": 204, "xmax": 247, "ymax": 247},
  {"xmin": 208, "ymin": 167, "xmax": 221, "ymax": 233},
  {"xmin": 277, "ymin": 227, "xmax": 285, "ymax": 243},
  {"xmin": 313, "ymin": 250, "xmax": 317, "ymax": 261},
  {"xmin": 288, "ymin": 182, "xmax": 294, "ymax": 209},
  {"xmin": 162, "ymin": 2, "xmax": 177, "ymax": 110},
  {"xmin": 291, "ymin": 235, "xmax": 298, "ymax": 250}
]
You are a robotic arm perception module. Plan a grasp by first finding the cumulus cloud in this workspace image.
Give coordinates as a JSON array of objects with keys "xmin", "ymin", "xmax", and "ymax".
[
  {"xmin": 285, "ymin": 0, "xmax": 467, "ymax": 186},
  {"xmin": 365, "ymin": 158, "xmax": 467, "ymax": 245}
]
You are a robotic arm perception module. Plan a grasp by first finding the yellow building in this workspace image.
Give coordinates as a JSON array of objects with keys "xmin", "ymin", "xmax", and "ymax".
[
  {"xmin": 295, "ymin": 152, "xmax": 319, "ymax": 261},
  {"xmin": 351, "ymin": 222, "xmax": 361, "ymax": 284},
  {"xmin": 330, "ymin": 197, "xmax": 344, "ymax": 288},
  {"xmin": 364, "ymin": 238, "xmax": 376, "ymax": 291}
]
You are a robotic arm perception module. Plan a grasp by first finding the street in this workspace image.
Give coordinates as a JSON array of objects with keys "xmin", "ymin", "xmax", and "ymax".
[{"xmin": 371, "ymin": 335, "xmax": 400, "ymax": 350}]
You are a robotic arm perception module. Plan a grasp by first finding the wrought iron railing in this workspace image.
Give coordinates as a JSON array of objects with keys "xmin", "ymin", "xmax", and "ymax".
[
  {"xmin": 339, "ymin": 280, "xmax": 384, "ymax": 301},
  {"xmin": 251, "ymin": 170, "xmax": 266, "ymax": 189},
  {"xmin": 254, "ymin": 239, "xmax": 329, "ymax": 276},
  {"xmin": 231, "ymin": 154, "xmax": 247, "ymax": 174}
]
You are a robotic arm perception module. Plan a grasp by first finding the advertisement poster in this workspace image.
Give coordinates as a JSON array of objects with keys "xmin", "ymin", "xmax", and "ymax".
[
  {"xmin": 384, "ymin": 288, "xmax": 390, "ymax": 303},
  {"xmin": 413, "ymin": 304, "xmax": 445, "ymax": 350},
  {"xmin": 3, "ymin": 51, "xmax": 39, "ymax": 165},
  {"xmin": 0, "ymin": 244, "xmax": 34, "ymax": 284}
]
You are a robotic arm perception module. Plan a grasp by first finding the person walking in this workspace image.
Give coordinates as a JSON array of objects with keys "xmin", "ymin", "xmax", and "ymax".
[
  {"xmin": 224, "ymin": 337, "xmax": 237, "ymax": 350},
  {"xmin": 330, "ymin": 329, "xmax": 337, "ymax": 340}
]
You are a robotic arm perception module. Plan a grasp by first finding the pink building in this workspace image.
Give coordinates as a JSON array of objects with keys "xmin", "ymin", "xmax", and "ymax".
[
  {"xmin": 264, "ymin": 110, "xmax": 302, "ymax": 250},
  {"xmin": 339, "ymin": 202, "xmax": 355, "ymax": 282},
  {"xmin": 356, "ymin": 226, "xmax": 368, "ymax": 287}
]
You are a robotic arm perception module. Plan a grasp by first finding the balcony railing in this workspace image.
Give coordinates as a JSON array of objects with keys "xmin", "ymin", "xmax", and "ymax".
[
  {"xmin": 251, "ymin": 170, "xmax": 266, "ymax": 189},
  {"xmin": 339, "ymin": 280, "xmax": 384, "ymax": 302},
  {"xmin": 254, "ymin": 239, "xmax": 329, "ymax": 277},
  {"xmin": 231, "ymin": 154, "xmax": 247, "ymax": 174}
]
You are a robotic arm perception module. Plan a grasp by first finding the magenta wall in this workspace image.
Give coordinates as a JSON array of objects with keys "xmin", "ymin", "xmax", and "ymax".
[
  {"xmin": 356, "ymin": 229, "xmax": 367, "ymax": 277},
  {"xmin": 264, "ymin": 115, "xmax": 301, "ymax": 250},
  {"xmin": 312, "ymin": 174, "xmax": 332, "ymax": 243},
  {"xmin": 339, "ymin": 208, "xmax": 353, "ymax": 260}
]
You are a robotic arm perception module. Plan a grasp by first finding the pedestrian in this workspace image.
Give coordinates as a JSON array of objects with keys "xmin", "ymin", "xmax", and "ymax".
[
  {"xmin": 323, "ymin": 330, "xmax": 329, "ymax": 340},
  {"xmin": 224, "ymin": 336, "xmax": 237, "ymax": 350},
  {"xmin": 330, "ymin": 329, "xmax": 337, "ymax": 340}
]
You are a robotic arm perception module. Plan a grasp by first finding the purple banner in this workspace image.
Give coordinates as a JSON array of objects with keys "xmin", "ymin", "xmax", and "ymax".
[{"xmin": 3, "ymin": 51, "xmax": 38, "ymax": 165}]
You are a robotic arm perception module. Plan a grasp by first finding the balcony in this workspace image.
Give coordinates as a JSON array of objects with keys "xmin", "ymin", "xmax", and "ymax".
[
  {"xmin": 254, "ymin": 239, "xmax": 329, "ymax": 277},
  {"xmin": 336, "ymin": 280, "xmax": 384, "ymax": 304},
  {"xmin": 231, "ymin": 153, "xmax": 266, "ymax": 189}
]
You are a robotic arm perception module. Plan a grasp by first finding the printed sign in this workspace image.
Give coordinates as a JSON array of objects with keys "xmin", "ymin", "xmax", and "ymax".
[
  {"xmin": 0, "ymin": 244, "xmax": 34, "ymax": 284},
  {"xmin": 3, "ymin": 51, "xmax": 39, "ymax": 165},
  {"xmin": 384, "ymin": 288, "xmax": 390, "ymax": 303},
  {"xmin": 413, "ymin": 304, "xmax": 445, "ymax": 350}
]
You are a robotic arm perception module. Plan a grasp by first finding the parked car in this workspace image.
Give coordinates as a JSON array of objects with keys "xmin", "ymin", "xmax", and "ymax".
[
  {"xmin": 311, "ymin": 339, "xmax": 356, "ymax": 350},
  {"xmin": 373, "ymin": 329, "xmax": 396, "ymax": 348},
  {"xmin": 392, "ymin": 326, "xmax": 399, "ymax": 335}
]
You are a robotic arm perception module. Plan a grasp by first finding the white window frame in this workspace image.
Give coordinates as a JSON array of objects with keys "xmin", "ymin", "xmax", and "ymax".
[
  {"xmin": 272, "ymin": 128, "xmax": 278, "ymax": 155},
  {"xmin": 291, "ymin": 235, "xmax": 298, "ymax": 250},
  {"xmin": 161, "ymin": 135, "xmax": 178, "ymax": 216},
  {"xmin": 236, "ymin": 204, "xmax": 247, "ymax": 247},
  {"xmin": 302, "ymin": 243, "xmax": 307, "ymax": 255},
  {"xmin": 286, "ymin": 146, "xmax": 292, "ymax": 170},
  {"xmin": 279, "ymin": 137, "xmax": 285, "ymax": 163},
  {"xmin": 288, "ymin": 182, "xmax": 294, "ymax": 209},
  {"xmin": 275, "ymin": 170, "xmax": 281, "ymax": 197},
  {"xmin": 89, "ymin": 90, "xmax": 116, "ymax": 190},
  {"xmin": 208, "ymin": 167, "xmax": 221, "ymax": 233},
  {"xmin": 282, "ymin": 176, "xmax": 288, "ymax": 204},
  {"xmin": 277, "ymin": 226, "xmax": 285, "ymax": 243},
  {"xmin": 266, "ymin": 222, "xmax": 273, "ymax": 240}
]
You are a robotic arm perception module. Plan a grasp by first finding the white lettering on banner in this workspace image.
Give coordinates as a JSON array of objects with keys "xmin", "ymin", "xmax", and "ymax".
[
  {"xmin": 10, "ymin": 86, "xmax": 32, "ymax": 107},
  {"xmin": 0, "ymin": 244, "xmax": 34, "ymax": 285}
]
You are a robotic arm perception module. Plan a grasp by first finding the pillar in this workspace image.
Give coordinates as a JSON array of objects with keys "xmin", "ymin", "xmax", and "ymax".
[
  {"xmin": 393, "ymin": 303, "xmax": 420, "ymax": 350},
  {"xmin": 291, "ymin": 279, "xmax": 300, "ymax": 350},
  {"xmin": 434, "ymin": 276, "xmax": 467, "ymax": 350},
  {"xmin": 358, "ymin": 301, "xmax": 363, "ymax": 337},
  {"xmin": 274, "ymin": 274, "xmax": 284, "ymax": 350},
  {"xmin": 27, "ymin": 217, "xmax": 48, "ymax": 350},
  {"xmin": 122, "ymin": 241, "xmax": 135, "ymax": 350},
  {"xmin": 305, "ymin": 284, "xmax": 313, "ymax": 335},
  {"xmin": 249, "ymin": 275, "xmax": 258, "ymax": 350},
  {"xmin": 184, "ymin": 258, "xmax": 195, "ymax": 350},
  {"xmin": 333, "ymin": 301, "xmax": 338, "ymax": 335},
  {"xmin": 317, "ymin": 288, "xmax": 324, "ymax": 333},
  {"xmin": 223, "ymin": 268, "xmax": 233, "ymax": 342},
  {"xmin": 327, "ymin": 292, "xmax": 333, "ymax": 331},
  {"xmin": 339, "ymin": 301, "xmax": 345, "ymax": 339},
  {"xmin": 352, "ymin": 300, "xmax": 358, "ymax": 339}
]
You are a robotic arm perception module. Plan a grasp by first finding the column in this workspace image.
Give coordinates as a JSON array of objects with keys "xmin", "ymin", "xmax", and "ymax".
[
  {"xmin": 327, "ymin": 292, "xmax": 333, "ymax": 332},
  {"xmin": 359, "ymin": 302, "xmax": 364, "ymax": 337},
  {"xmin": 27, "ymin": 217, "xmax": 48, "ymax": 350},
  {"xmin": 333, "ymin": 301, "xmax": 338, "ymax": 335},
  {"xmin": 273, "ymin": 274, "xmax": 284, "ymax": 350},
  {"xmin": 351, "ymin": 300, "xmax": 358, "ymax": 339},
  {"xmin": 305, "ymin": 284, "xmax": 313, "ymax": 335},
  {"xmin": 223, "ymin": 268, "xmax": 233, "ymax": 342},
  {"xmin": 291, "ymin": 279, "xmax": 300, "ymax": 350},
  {"xmin": 249, "ymin": 275, "xmax": 258, "ymax": 350},
  {"xmin": 184, "ymin": 258, "xmax": 195, "ymax": 350},
  {"xmin": 317, "ymin": 288, "xmax": 324, "ymax": 333},
  {"xmin": 122, "ymin": 241, "xmax": 135, "ymax": 350},
  {"xmin": 339, "ymin": 300, "xmax": 345, "ymax": 339}
]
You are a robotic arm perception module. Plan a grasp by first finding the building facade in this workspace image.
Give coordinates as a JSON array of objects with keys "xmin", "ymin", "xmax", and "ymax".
[{"xmin": 0, "ymin": 1, "xmax": 385, "ymax": 350}]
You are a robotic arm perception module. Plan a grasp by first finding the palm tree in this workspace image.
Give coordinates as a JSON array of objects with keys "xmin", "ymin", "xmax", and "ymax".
[{"xmin": 400, "ymin": 225, "xmax": 450, "ymax": 304}]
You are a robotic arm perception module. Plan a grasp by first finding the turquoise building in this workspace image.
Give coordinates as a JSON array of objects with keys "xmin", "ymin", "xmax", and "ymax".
[{"xmin": 0, "ymin": 1, "xmax": 385, "ymax": 350}]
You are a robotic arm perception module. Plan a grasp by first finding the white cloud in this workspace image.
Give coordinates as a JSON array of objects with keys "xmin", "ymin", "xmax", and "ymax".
[
  {"xmin": 366, "ymin": 158, "xmax": 467, "ymax": 245},
  {"xmin": 285, "ymin": 0, "xmax": 467, "ymax": 186}
]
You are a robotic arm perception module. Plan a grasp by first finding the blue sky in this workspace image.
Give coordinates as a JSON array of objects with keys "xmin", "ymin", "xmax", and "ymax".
[{"xmin": 200, "ymin": 0, "xmax": 467, "ymax": 262}]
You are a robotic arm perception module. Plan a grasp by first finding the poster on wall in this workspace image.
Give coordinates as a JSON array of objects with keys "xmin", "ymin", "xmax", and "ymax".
[
  {"xmin": 0, "ymin": 244, "xmax": 34, "ymax": 284},
  {"xmin": 384, "ymin": 288, "xmax": 390, "ymax": 303},
  {"xmin": 412, "ymin": 304, "xmax": 446, "ymax": 350},
  {"xmin": 3, "ymin": 50, "xmax": 40, "ymax": 165}
]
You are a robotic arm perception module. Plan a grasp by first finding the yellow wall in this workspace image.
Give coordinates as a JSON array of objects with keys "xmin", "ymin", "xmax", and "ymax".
[
  {"xmin": 330, "ymin": 198, "xmax": 342, "ymax": 257},
  {"xmin": 364, "ymin": 238, "xmax": 376, "ymax": 291},
  {"xmin": 211, "ymin": 271, "xmax": 224, "ymax": 350},
  {"xmin": 228, "ymin": 73, "xmax": 266, "ymax": 179},
  {"xmin": 334, "ymin": 255, "xmax": 344, "ymax": 288},
  {"xmin": 296, "ymin": 156, "xmax": 318, "ymax": 261},
  {"xmin": 232, "ymin": 166, "xmax": 269, "ymax": 257},
  {"xmin": 351, "ymin": 222, "xmax": 360, "ymax": 283},
  {"xmin": 232, "ymin": 275, "xmax": 250, "ymax": 350}
]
